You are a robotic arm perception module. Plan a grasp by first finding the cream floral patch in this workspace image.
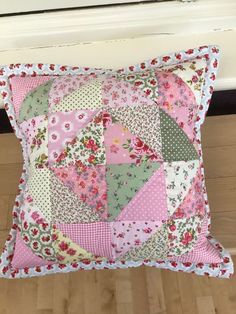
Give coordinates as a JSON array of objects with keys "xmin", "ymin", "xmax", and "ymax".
[
  {"xmin": 164, "ymin": 160, "xmax": 200, "ymax": 216},
  {"xmin": 167, "ymin": 215, "xmax": 202, "ymax": 256}
]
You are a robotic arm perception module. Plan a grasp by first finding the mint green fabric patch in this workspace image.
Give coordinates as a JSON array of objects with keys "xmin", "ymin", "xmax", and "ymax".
[
  {"xmin": 106, "ymin": 162, "xmax": 160, "ymax": 221},
  {"xmin": 19, "ymin": 80, "xmax": 53, "ymax": 123},
  {"xmin": 159, "ymin": 109, "xmax": 199, "ymax": 162}
]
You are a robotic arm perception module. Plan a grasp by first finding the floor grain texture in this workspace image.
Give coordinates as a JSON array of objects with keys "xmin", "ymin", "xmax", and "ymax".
[{"xmin": 0, "ymin": 115, "xmax": 235, "ymax": 314}]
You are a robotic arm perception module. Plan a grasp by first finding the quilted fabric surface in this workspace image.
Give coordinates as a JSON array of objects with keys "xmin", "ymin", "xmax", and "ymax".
[{"xmin": 0, "ymin": 45, "xmax": 233, "ymax": 278}]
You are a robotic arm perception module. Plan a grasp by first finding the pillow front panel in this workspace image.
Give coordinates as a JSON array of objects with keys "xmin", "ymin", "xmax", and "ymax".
[{"xmin": 0, "ymin": 45, "xmax": 233, "ymax": 278}]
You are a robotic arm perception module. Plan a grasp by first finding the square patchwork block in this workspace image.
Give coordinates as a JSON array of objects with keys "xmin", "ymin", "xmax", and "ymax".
[{"xmin": 0, "ymin": 45, "xmax": 233, "ymax": 278}]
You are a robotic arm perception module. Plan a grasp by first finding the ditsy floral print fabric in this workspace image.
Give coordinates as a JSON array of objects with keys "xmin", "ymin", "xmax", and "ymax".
[{"xmin": 0, "ymin": 45, "xmax": 233, "ymax": 279}]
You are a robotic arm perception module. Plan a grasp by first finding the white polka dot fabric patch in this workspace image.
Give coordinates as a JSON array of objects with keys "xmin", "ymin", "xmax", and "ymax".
[{"xmin": 52, "ymin": 79, "xmax": 103, "ymax": 112}]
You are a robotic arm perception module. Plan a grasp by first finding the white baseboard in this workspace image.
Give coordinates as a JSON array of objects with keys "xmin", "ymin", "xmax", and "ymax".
[
  {"xmin": 0, "ymin": 0, "xmax": 236, "ymax": 108},
  {"xmin": 0, "ymin": 0, "xmax": 236, "ymax": 50}
]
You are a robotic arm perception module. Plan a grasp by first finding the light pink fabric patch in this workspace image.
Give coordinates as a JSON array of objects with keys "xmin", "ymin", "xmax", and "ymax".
[
  {"xmin": 20, "ymin": 189, "xmax": 46, "ymax": 225},
  {"xmin": 56, "ymin": 222, "xmax": 112, "ymax": 259},
  {"xmin": 10, "ymin": 76, "xmax": 52, "ymax": 117},
  {"xmin": 19, "ymin": 115, "xmax": 46, "ymax": 157},
  {"xmin": 111, "ymin": 221, "xmax": 162, "ymax": 258},
  {"xmin": 169, "ymin": 219, "xmax": 222, "ymax": 263},
  {"xmin": 116, "ymin": 166, "xmax": 167, "ymax": 221},
  {"xmin": 155, "ymin": 71, "xmax": 198, "ymax": 142},
  {"xmin": 171, "ymin": 167, "xmax": 205, "ymax": 220},
  {"xmin": 101, "ymin": 76, "xmax": 153, "ymax": 108},
  {"xmin": 51, "ymin": 165, "xmax": 107, "ymax": 218},
  {"xmin": 104, "ymin": 123, "xmax": 161, "ymax": 165},
  {"xmin": 48, "ymin": 110, "xmax": 97, "ymax": 163},
  {"xmin": 48, "ymin": 74, "xmax": 97, "ymax": 109},
  {"xmin": 11, "ymin": 231, "xmax": 53, "ymax": 268}
]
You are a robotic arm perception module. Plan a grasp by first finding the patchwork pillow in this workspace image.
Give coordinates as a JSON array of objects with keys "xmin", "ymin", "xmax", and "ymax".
[{"xmin": 0, "ymin": 45, "xmax": 233, "ymax": 279}]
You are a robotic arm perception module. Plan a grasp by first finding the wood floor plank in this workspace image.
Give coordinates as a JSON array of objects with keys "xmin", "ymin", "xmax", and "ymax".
[
  {"xmin": 203, "ymin": 146, "xmax": 236, "ymax": 179},
  {"xmin": 0, "ymin": 134, "xmax": 23, "ymax": 165},
  {"xmin": 115, "ymin": 269, "xmax": 134, "ymax": 314},
  {"xmin": 52, "ymin": 274, "xmax": 70, "ymax": 314},
  {"xmin": 228, "ymin": 267, "xmax": 236, "ymax": 313},
  {"xmin": 206, "ymin": 177, "xmax": 236, "ymax": 213},
  {"xmin": 21, "ymin": 279, "xmax": 38, "ymax": 314},
  {"xmin": 130, "ymin": 267, "xmax": 150, "ymax": 314},
  {"xmin": 97, "ymin": 270, "xmax": 117, "ymax": 314},
  {"xmin": 161, "ymin": 271, "xmax": 182, "ymax": 314},
  {"xmin": 196, "ymin": 296, "xmax": 216, "ymax": 314},
  {"xmin": 211, "ymin": 211, "xmax": 236, "ymax": 251},
  {"xmin": 7, "ymin": 195, "xmax": 16, "ymax": 229},
  {"xmin": 83, "ymin": 271, "xmax": 101, "ymax": 314},
  {"xmin": 5, "ymin": 280, "xmax": 24, "ymax": 314},
  {"xmin": 191, "ymin": 276, "xmax": 212, "ymax": 297},
  {"xmin": 209, "ymin": 277, "xmax": 234, "ymax": 314},
  {"xmin": 177, "ymin": 273, "xmax": 198, "ymax": 314},
  {"xmin": 0, "ymin": 164, "xmax": 23, "ymax": 195},
  {"xmin": 0, "ymin": 277, "xmax": 7, "ymax": 314},
  {"xmin": 67, "ymin": 272, "xmax": 86, "ymax": 314},
  {"xmin": 0, "ymin": 230, "xmax": 9, "ymax": 252},
  {"xmin": 0, "ymin": 195, "xmax": 9, "ymax": 231},
  {"xmin": 6, "ymin": 278, "xmax": 38, "ymax": 314},
  {"xmin": 202, "ymin": 115, "xmax": 236, "ymax": 148},
  {"xmin": 145, "ymin": 267, "xmax": 166, "ymax": 314},
  {"xmin": 37, "ymin": 276, "xmax": 53, "ymax": 311}
]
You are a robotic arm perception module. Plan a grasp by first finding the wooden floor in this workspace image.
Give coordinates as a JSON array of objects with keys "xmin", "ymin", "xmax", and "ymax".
[{"xmin": 0, "ymin": 115, "xmax": 235, "ymax": 314}]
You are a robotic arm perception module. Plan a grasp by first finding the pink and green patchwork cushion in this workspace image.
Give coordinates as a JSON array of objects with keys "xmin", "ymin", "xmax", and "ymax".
[{"xmin": 0, "ymin": 45, "xmax": 233, "ymax": 278}]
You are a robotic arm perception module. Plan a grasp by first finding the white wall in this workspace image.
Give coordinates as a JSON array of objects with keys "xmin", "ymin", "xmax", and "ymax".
[{"xmin": 0, "ymin": 0, "xmax": 236, "ymax": 108}]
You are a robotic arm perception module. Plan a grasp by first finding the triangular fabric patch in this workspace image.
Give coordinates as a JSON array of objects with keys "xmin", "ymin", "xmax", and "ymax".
[
  {"xmin": 19, "ymin": 80, "xmax": 53, "ymax": 122},
  {"xmin": 12, "ymin": 231, "xmax": 54, "ymax": 268},
  {"xmin": 21, "ymin": 189, "xmax": 47, "ymax": 225},
  {"xmin": 167, "ymin": 215, "xmax": 202, "ymax": 256},
  {"xmin": 154, "ymin": 71, "xmax": 198, "ymax": 143},
  {"xmin": 116, "ymin": 165, "xmax": 167, "ymax": 221},
  {"xmin": 116, "ymin": 70, "xmax": 158, "ymax": 102},
  {"xmin": 50, "ymin": 172, "xmax": 101, "ymax": 223},
  {"xmin": 164, "ymin": 160, "xmax": 200, "ymax": 216},
  {"xmin": 11, "ymin": 76, "xmax": 52, "ymax": 118},
  {"xmin": 20, "ymin": 220, "xmax": 56, "ymax": 262},
  {"xmin": 111, "ymin": 221, "xmax": 162, "ymax": 258},
  {"xmin": 28, "ymin": 117, "xmax": 49, "ymax": 171},
  {"xmin": 52, "ymin": 79, "xmax": 103, "ymax": 112},
  {"xmin": 104, "ymin": 122, "xmax": 162, "ymax": 165},
  {"xmin": 119, "ymin": 224, "xmax": 168, "ymax": 261},
  {"xmin": 20, "ymin": 115, "xmax": 47, "ymax": 157},
  {"xmin": 53, "ymin": 227, "xmax": 97, "ymax": 264},
  {"xmin": 169, "ymin": 218, "xmax": 222, "ymax": 263},
  {"xmin": 27, "ymin": 168, "xmax": 52, "ymax": 222},
  {"xmin": 108, "ymin": 104, "xmax": 162, "ymax": 158},
  {"xmin": 54, "ymin": 115, "xmax": 106, "ymax": 167},
  {"xmin": 56, "ymin": 222, "xmax": 112, "ymax": 259},
  {"xmin": 170, "ymin": 167, "xmax": 205, "ymax": 220},
  {"xmin": 48, "ymin": 109, "xmax": 97, "ymax": 164},
  {"xmin": 158, "ymin": 58, "xmax": 206, "ymax": 106},
  {"xmin": 101, "ymin": 76, "xmax": 154, "ymax": 108},
  {"xmin": 48, "ymin": 74, "xmax": 97, "ymax": 110},
  {"xmin": 159, "ymin": 108, "xmax": 199, "ymax": 162},
  {"xmin": 106, "ymin": 162, "xmax": 160, "ymax": 221},
  {"xmin": 51, "ymin": 165, "xmax": 108, "ymax": 219}
]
